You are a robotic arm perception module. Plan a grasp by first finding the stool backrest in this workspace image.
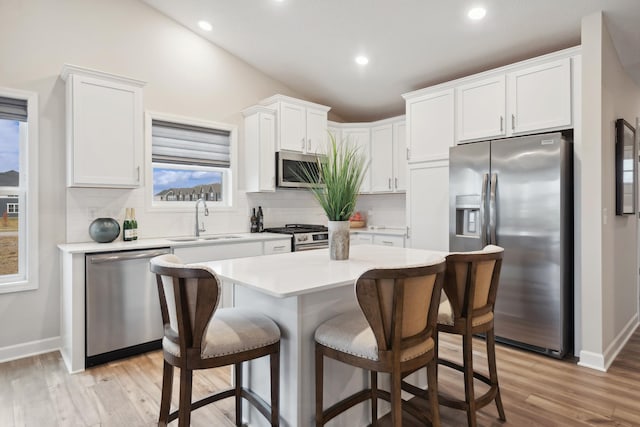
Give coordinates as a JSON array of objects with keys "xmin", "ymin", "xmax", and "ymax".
[
  {"xmin": 444, "ymin": 245, "xmax": 504, "ymax": 322},
  {"xmin": 150, "ymin": 254, "xmax": 221, "ymax": 359},
  {"xmin": 355, "ymin": 259, "xmax": 446, "ymax": 359}
]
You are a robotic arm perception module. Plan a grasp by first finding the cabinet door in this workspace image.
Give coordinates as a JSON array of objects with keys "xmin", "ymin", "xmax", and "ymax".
[
  {"xmin": 351, "ymin": 233, "xmax": 373, "ymax": 245},
  {"xmin": 342, "ymin": 128, "xmax": 371, "ymax": 193},
  {"xmin": 370, "ymin": 124, "xmax": 394, "ymax": 192},
  {"xmin": 406, "ymin": 89, "xmax": 454, "ymax": 163},
  {"xmin": 69, "ymin": 75, "xmax": 142, "ymax": 187},
  {"xmin": 393, "ymin": 121, "xmax": 407, "ymax": 191},
  {"xmin": 279, "ymin": 102, "xmax": 306, "ymax": 152},
  {"xmin": 258, "ymin": 112, "xmax": 276, "ymax": 191},
  {"xmin": 264, "ymin": 239, "xmax": 291, "ymax": 254},
  {"xmin": 457, "ymin": 75, "xmax": 506, "ymax": 142},
  {"xmin": 508, "ymin": 58, "xmax": 571, "ymax": 134},
  {"xmin": 306, "ymin": 108, "xmax": 328, "ymax": 153},
  {"xmin": 406, "ymin": 163, "xmax": 449, "ymax": 251},
  {"xmin": 373, "ymin": 235, "xmax": 405, "ymax": 248}
]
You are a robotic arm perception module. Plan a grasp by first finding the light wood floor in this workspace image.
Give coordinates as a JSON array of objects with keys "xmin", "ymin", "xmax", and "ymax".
[{"xmin": 1, "ymin": 329, "xmax": 639, "ymax": 427}]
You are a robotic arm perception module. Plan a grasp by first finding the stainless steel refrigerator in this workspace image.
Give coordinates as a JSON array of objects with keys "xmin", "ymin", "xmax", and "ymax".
[{"xmin": 449, "ymin": 132, "xmax": 573, "ymax": 357}]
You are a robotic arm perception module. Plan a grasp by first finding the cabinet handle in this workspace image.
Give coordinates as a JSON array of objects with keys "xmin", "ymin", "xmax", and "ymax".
[
  {"xmin": 273, "ymin": 245, "xmax": 286, "ymax": 250},
  {"xmin": 136, "ymin": 166, "xmax": 140, "ymax": 182},
  {"xmin": 511, "ymin": 114, "xmax": 516, "ymax": 131},
  {"xmin": 388, "ymin": 178, "xmax": 391, "ymax": 189},
  {"xmin": 406, "ymin": 148, "xmax": 410, "ymax": 161},
  {"xmin": 301, "ymin": 138, "xmax": 305, "ymax": 150},
  {"xmin": 395, "ymin": 177, "xmax": 398, "ymax": 189},
  {"xmin": 499, "ymin": 116, "xmax": 504, "ymax": 132},
  {"xmin": 382, "ymin": 240, "xmax": 393, "ymax": 245}
]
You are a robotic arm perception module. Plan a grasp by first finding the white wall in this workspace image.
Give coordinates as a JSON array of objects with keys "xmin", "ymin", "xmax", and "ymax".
[
  {"xmin": 0, "ymin": 0, "xmax": 307, "ymax": 353},
  {"xmin": 579, "ymin": 11, "xmax": 640, "ymax": 370}
]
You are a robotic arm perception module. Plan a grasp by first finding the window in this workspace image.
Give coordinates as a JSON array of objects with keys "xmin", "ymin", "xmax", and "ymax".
[
  {"xmin": 147, "ymin": 113, "xmax": 237, "ymax": 210},
  {"xmin": 0, "ymin": 89, "xmax": 38, "ymax": 293}
]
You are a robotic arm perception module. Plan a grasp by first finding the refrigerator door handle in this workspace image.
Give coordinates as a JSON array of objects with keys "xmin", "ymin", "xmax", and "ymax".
[
  {"xmin": 489, "ymin": 173, "xmax": 498, "ymax": 244},
  {"xmin": 480, "ymin": 173, "xmax": 489, "ymax": 247}
]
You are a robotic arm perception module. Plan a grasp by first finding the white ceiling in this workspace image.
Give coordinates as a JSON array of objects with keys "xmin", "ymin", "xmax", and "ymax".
[{"xmin": 142, "ymin": 0, "xmax": 640, "ymax": 122}]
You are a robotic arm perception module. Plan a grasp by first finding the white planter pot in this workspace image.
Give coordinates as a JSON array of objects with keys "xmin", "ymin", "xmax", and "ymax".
[{"xmin": 328, "ymin": 220, "xmax": 350, "ymax": 260}]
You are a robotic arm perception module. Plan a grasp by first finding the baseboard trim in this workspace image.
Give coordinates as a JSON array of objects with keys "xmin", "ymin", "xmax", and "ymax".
[
  {"xmin": 578, "ymin": 313, "xmax": 639, "ymax": 372},
  {"xmin": 577, "ymin": 350, "xmax": 606, "ymax": 371},
  {"xmin": 603, "ymin": 313, "xmax": 639, "ymax": 371},
  {"xmin": 0, "ymin": 336, "xmax": 60, "ymax": 364}
]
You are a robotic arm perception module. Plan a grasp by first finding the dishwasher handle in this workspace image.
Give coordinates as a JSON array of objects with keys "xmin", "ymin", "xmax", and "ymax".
[{"xmin": 88, "ymin": 248, "xmax": 171, "ymax": 264}]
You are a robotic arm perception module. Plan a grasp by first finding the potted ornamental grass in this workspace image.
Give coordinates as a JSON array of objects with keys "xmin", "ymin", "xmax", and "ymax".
[{"xmin": 297, "ymin": 132, "xmax": 368, "ymax": 260}]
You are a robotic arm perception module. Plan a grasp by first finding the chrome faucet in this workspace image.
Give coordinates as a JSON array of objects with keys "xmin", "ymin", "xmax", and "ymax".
[{"xmin": 195, "ymin": 198, "xmax": 209, "ymax": 237}]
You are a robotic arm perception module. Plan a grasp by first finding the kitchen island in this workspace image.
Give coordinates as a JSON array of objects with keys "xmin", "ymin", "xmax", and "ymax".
[{"xmin": 203, "ymin": 244, "xmax": 446, "ymax": 427}]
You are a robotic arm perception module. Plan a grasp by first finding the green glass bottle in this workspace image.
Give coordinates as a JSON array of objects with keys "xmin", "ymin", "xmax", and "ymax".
[
  {"xmin": 123, "ymin": 208, "xmax": 132, "ymax": 241},
  {"xmin": 131, "ymin": 207, "xmax": 138, "ymax": 240}
]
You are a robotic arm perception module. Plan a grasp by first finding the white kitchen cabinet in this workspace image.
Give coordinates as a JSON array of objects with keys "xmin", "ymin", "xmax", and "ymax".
[
  {"xmin": 370, "ymin": 124, "xmax": 394, "ymax": 192},
  {"xmin": 369, "ymin": 117, "xmax": 406, "ymax": 193},
  {"xmin": 263, "ymin": 239, "xmax": 292, "ymax": 254},
  {"xmin": 373, "ymin": 234, "xmax": 405, "ymax": 248},
  {"xmin": 61, "ymin": 64, "xmax": 145, "ymax": 188},
  {"xmin": 404, "ymin": 88, "xmax": 454, "ymax": 163},
  {"xmin": 243, "ymin": 106, "xmax": 276, "ymax": 192},
  {"xmin": 457, "ymin": 75, "xmax": 506, "ymax": 142},
  {"xmin": 351, "ymin": 233, "xmax": 373, "ymax": 245},
  {"xmin": 328, "ymin": 120, "xmax": 342, "ymax": 144},
  {"xmin": 261, "ymin": 94, "xmax": 330, "ymax": 154},
  {"xmin": 393, "ymin": 120, "xmax": 407, "ymax": 191},
  {"xmin": 406, "ymin": 163, "xmax": 449, "ymax": 252},
  {"xmin": 341, "ymin": 126, "xmax": 371, "ymax": 193},
  {"xmin": 507, "ymin": 57, "xmax": 571, "ymax": 134}
]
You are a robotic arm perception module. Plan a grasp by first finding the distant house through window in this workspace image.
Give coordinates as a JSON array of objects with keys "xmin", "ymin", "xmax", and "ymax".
[
  {"xmin": 147, "ymin": 114, "xmax": 236, "ymax": 209},
  {"xmin": 0, "ymin": 89, "xmax": 38, "ymax": 293}
]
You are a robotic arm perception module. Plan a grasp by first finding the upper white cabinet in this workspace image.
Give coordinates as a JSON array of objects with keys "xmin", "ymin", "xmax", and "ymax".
[
  {"xmin": 243, "ymin": 106, "xmax": 276, "ymax": 192},
  {"xmin": 370, "ymin": 116, "xmax": 406, "ymax": 193},
  {"xmin": 61, "ymin": 64, "xmax": 145, "ymax": 188},
  {"xmin": 393, "ymin": 121, "xmax": 407, "ymax": 191},
  {"xmin": 260, "ymin": 94, "xmax": 330, "ymax": 154},
  {"xmin": 370, "ymin": 124, "xmax": 394, "ymax": 192},
  {"xmin": 405, "ymin": 89, "xmax": 454, "ymax": 163},
  {"xmin": 507, "ymin": 58, "xmax": 571, "ymax": 134},
  {"xmin": 457, "ymin": 75, "xmax": 506, "ymax": 142},
  {"xmin": 341, "ymin": 126, "xmax": 371, "ymax": 193}
]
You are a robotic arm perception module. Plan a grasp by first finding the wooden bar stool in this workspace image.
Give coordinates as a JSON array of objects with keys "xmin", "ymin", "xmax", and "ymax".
[
  {"xmin": 314, "ymin": 259, "xmax": 446, "ymax": 427},
  {"xmin": 436, "ymin": 245, "xmax": 506, "ymax": 427},
  {"xmin": 150, "ymin": 254, "xmax": 281, "ymax": 427}
]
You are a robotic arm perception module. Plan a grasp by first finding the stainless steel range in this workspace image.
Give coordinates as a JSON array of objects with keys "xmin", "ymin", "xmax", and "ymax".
[{"xmin": 263, "ymin": 224, "xmax": 329, "ymax": 252}]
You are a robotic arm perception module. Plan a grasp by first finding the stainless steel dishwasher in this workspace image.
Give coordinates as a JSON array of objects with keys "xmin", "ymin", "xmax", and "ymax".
[{"xmin": 85, "ymin": 247, "xmax": 170, "ymax": 367}]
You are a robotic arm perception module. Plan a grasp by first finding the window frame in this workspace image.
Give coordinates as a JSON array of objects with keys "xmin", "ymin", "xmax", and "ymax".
[
  {"xmin": 0, "ymin": 88, "xmax": 38, "ymax": 294},
  {"xmin": 7, "ymin": 202, "xmax": 18, "ymax": 214},
  {"xmin": 145, "ymin": 111, "xmax": 238, "ymax": 213}
]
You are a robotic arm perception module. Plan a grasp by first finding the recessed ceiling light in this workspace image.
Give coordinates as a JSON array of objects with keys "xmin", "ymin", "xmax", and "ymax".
[
  {"xmin": 467, "ymin": 7, "xmax": 487, "ymax": 20},
  {"xmin": 198, "ymin": 20, "xmax": 213, "ymax": 31},
  {"xmin": 355, "ymin": 55, "xmax": 369, "ymax": 66}
]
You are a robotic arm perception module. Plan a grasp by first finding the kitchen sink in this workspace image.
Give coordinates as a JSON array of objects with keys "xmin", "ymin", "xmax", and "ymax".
[
  {"xmin": 201, "ymin": 235, "xmax": 242, "ymax": 240},
  {"xmin": 167, "ymin": 237, "xmax": 200, "ymax": 242}
]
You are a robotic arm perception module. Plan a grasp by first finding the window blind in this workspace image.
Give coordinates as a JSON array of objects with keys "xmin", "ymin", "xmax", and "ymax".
[
  {"xmin": 0, "ymin": 96, "xmax": 28, "ymax": 122},
  {"xmin": 152, "ymin": 120, "xmax": 231, "ymax": 168}
]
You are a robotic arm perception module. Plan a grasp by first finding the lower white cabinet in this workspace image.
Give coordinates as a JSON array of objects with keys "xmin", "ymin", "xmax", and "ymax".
[
  {"xmin": 373, "ymin": 235, "xmax": 405, "ymax": 247},
  {"xmin": 264, "ymin": 239, "xmax": 292, "ymax": 254},
  {"xmin": 406, "ymin": 163, "xmax": 449, "ymax": 251},
  {"xmin": 351, "ymin": 233, "xmax": 373, "ymax": 245}
]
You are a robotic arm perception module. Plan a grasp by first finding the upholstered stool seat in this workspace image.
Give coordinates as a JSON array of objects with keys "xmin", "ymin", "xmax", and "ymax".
[
  {"xmin": 315, "ymin": 310, "xmax": 435, "ymax": 363},
  {"xmin": 150, "ymin": 254, "xmax": 281, "ymax": 427},
  {"xmin": 315, "ymin": 261, "xmax": 446, "ymax": 427},
  {"xmin": 162, "ymin": 308, "xmax": 280, "ymax": 359}
]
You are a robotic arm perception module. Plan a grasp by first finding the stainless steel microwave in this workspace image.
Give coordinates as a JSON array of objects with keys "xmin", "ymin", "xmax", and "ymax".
[{"xmin": 276, "ymin": 151, "xmax": 322, "ymax": 189}]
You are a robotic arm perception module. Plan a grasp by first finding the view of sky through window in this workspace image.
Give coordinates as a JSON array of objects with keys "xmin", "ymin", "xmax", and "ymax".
[{"xmin": 0, "ymin": 120, "xmax": 19, "ymax": 175}]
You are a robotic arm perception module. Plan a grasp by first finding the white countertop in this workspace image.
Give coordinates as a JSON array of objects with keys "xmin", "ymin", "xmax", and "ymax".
[
  {"xmin": 57, "ymin": 232, "xmax": 290, "ymax": 254},
  {"xmin": 202, "ymin": 244, "xmax": 446, "ymax": 298}
]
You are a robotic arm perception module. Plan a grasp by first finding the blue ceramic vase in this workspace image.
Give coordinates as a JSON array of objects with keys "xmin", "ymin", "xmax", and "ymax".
[{"xmin": 89, "ymin": 218, "xmax": 120, "ymax": 243}]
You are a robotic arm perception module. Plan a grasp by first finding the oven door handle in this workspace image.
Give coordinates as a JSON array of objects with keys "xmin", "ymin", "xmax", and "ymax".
[{"xmin": 295, "ymin": 242, "xmax": 328, "ymax": 251}]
